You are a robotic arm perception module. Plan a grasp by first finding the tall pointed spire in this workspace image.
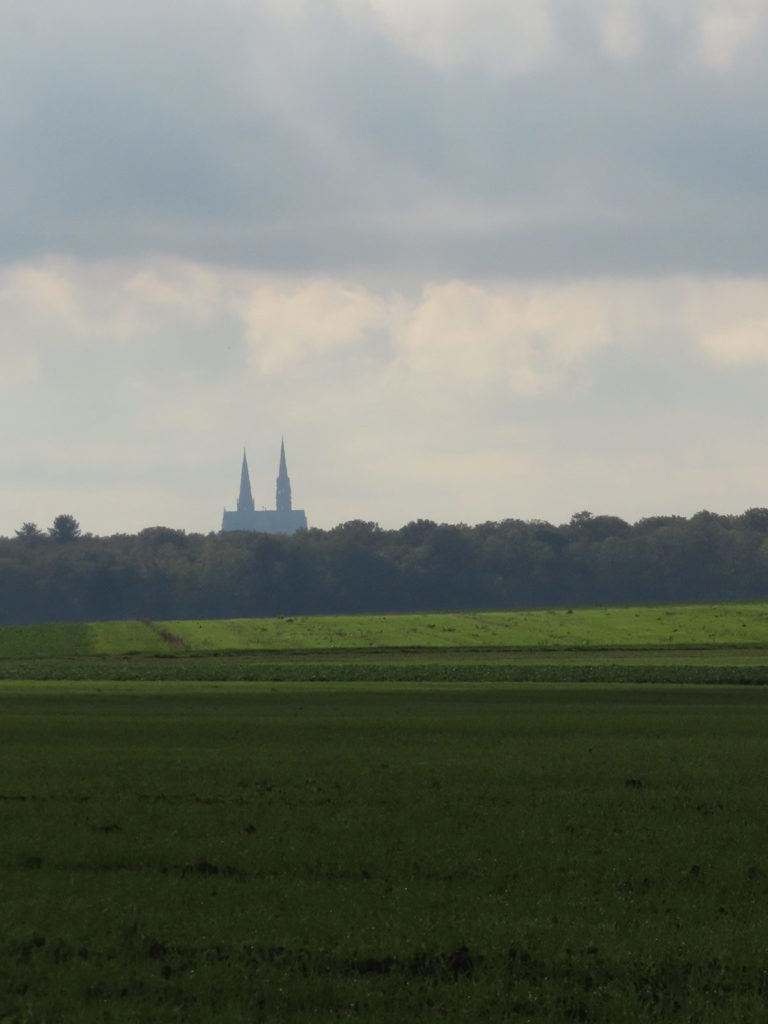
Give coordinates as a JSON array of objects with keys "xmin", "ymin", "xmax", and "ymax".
[
  {"xmin": 276, "ymin": 437, "xmax": 292, "ymax": 513},
  {"xmin": 237, "ymin": 449, "xmax": 255, "ymax": 513},
  {"xmin": 222, "ymin": 438, "xmax": 306, "ymax": 534}
]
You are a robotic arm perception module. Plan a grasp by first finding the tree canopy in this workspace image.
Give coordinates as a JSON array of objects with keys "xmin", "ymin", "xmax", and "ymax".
[{"xmin": 2, "ymin": 509, "xmax": 768, "ymax": 625}]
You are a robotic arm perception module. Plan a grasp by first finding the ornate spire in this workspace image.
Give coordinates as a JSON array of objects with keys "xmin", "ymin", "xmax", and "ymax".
[
  {"xmin": 276, "ymin": 437, "xmax": 292, "ymax": 513},
  {"xmin": 237, "ymin": 449, "xmax": 255, "ymax": 513}
]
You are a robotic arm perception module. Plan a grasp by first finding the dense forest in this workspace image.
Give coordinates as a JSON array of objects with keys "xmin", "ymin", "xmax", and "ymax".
[{"xmin": 2, "ymin": 509, "xmax": 768, "ymax": 625}]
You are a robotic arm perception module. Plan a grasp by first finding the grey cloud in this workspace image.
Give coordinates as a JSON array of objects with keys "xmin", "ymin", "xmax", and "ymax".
[{"xmin": 3, "ymin": 2, "xmax": 768, "ymax": 277}]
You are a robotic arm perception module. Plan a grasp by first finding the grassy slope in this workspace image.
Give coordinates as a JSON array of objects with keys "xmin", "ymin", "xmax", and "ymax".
[
  {"xmin": 161, "ymin": 603, "xmax": 768, "ymax": 651},
  {"xmin": 89, "ymin": 620, "xmax": 176, "ymax": 656},
  {"xmin": 3, "ymin": 602, "xmax": 768, "ymax": 661}
]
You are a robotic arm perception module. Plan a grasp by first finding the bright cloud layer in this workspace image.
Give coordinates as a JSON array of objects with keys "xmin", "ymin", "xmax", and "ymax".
[{"xmin": 3, "ymin": 259, "xmax": 768, "ymax": 534}]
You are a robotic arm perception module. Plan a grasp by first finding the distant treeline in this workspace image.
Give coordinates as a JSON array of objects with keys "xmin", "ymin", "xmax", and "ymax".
[{"xmin": 3, "ymin": 509, "xmax": 768, "ymax": 625}]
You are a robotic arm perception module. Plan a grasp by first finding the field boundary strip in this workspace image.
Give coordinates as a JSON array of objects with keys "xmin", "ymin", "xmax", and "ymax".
[{"xmin": 2, "ymin": 658, "xmax": 768, "ymax": 685}]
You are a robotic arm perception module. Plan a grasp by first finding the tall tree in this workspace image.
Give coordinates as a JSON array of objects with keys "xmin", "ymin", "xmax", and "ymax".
[
  {"xmin": 49, "ymin": 515, "xmax": 81, "ymax": 542},
  {"xmin": 15, "ymin": 522, "xmax": 44, "ymax": 540}
]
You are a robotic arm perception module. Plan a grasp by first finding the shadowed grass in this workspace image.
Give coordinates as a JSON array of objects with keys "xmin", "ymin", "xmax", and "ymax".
[{"xmin": 0, "ymin": 622, "xmax": 92, "ymax": 658}]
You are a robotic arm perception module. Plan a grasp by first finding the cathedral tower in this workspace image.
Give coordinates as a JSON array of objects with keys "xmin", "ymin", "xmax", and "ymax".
[{"xmin": 221, "ymin": 439, "xmax": 307, "ymax": 534}]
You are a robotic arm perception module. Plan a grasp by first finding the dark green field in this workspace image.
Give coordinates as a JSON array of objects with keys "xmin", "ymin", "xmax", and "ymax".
[{"xmin": 3, "ymin": 606, "xmax": 768, "ymax": 1021}]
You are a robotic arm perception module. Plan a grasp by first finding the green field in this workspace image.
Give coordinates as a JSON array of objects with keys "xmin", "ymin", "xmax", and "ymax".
[
  {"xmin": 3, "ymin": 604, "xmax": 768, "ymax": 1020},
  {"xmin": 4, "ymin": 601, "xmax": 768, "ymax": 660},
  {"xmin": 4, "ymin": 603, "xmax": 768, "ymax": 687}
]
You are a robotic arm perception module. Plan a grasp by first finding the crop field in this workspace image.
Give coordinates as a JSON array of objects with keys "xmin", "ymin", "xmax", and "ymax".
[
  {"xmin": 3, "ymin": 604, "xmax": 768, "ymax": 1021},
  {"xmin": 2, "ymin": 681, "xmax": 768, "ymax": 1022}
]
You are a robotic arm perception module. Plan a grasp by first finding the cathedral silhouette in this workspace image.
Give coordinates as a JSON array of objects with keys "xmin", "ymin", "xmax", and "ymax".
[{"xmin": 221, "ymin": 440, "xmax": 307, "ymax": 534}]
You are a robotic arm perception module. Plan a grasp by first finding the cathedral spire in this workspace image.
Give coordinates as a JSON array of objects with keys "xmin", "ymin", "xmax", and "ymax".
[
  {"xmin": 222, "ymin": 439, "xmax": 307, "ymax": 534},
  {"xmin": 237, "ymin": 449, "xmax": 255, "ymax": 513},
  {"xmin": 276, "ymin": 437, "xmax": 292, "ymax": 513}
]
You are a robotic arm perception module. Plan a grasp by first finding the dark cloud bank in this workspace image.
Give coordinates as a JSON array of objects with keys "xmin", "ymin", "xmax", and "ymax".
[{"xmin": 3, "ymin": 1, "xmax": 768, "ymax": 278}]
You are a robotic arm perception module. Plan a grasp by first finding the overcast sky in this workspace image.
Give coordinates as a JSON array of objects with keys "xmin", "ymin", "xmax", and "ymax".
[{"xmin": 3, "ymin": 0, "xmax": 768, "ymax": 537}]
